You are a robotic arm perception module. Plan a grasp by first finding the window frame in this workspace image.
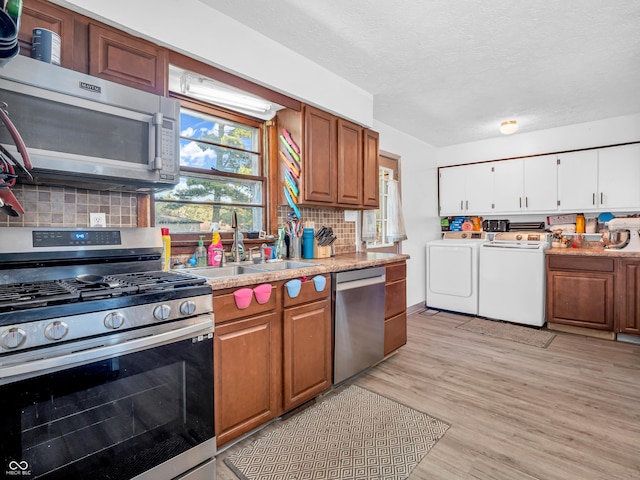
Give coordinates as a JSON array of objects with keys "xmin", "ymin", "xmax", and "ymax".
[{"xmin": 152, "ymin": 94, "xmax": 268, "ymax": 244}]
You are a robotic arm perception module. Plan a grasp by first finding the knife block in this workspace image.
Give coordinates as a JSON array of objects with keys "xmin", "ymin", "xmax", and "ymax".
[{"xmin": 313, "ymin": 239, "xmax": 332, "ymax": 258}]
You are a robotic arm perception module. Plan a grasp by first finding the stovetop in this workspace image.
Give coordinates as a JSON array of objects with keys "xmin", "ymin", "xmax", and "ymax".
[{"xmin": 0, "ymin": 271, "xmax": 211, "ymax": 326}]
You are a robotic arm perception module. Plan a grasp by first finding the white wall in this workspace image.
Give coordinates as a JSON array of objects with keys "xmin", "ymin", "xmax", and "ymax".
[
  {"xmin": 53, "ymin": 0, "xmax": 373, "ymax": 127},
  {"xmin": 438, "ymin": 113, "xmax": 640, "ymax": 166},
  {"xmin": 374, "ymin": 120, "xmax": 439, "ymax": 309}
]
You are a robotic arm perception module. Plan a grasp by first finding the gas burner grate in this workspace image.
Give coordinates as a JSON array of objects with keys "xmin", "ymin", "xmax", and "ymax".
[
  {"xmin": 0, "ymin": 271, "xmax": 207, "ymax": 312},
  {"xmin": 0, "ymin": 281, "xmax": 79, "ymax": 309}
]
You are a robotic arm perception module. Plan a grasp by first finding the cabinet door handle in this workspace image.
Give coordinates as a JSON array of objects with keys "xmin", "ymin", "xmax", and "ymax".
[
  {"xmin": 519, "ymin": 197, "xmax": 522, "ymax": 208},
  {"xmin": 592, "ymin": 193, "xmax": 595, "ymax": 205},
  {"xmin": 600, "ymin": 192, "xmax": 603, "ymax": 205},
  {"xmin": 526, "ymin": 197, "xmax": 529, "ymax": 208},
  {"xmin": 461, "ymin": 200, "xmax": 464, "ymax": 210},
  {"xmin": 465, "ymin": 200, "xmax": 469, "ymax": 210}
]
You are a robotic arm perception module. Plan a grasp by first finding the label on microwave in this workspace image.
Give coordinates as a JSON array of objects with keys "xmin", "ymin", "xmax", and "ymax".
[{"xmin": 79, "ymin": 81, "xmax": 102, "ymax": 94}]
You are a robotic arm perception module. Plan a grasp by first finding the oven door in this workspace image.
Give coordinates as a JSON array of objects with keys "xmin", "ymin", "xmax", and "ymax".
[{"xmin": 0, "ymin": 317, "xmax": 215, "ymax": 480}]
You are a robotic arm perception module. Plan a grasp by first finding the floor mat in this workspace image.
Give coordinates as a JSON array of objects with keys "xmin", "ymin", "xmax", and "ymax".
[
  {"xmin": 224, "ymin": 385, "xmax": 450, "ymax": 480},
  {"xmin": 456, "ymin": 317, "xmax": 556, "ymax": 348}
]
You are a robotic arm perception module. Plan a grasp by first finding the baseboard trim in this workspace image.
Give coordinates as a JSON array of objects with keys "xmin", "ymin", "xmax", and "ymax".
[
  {"xmin": 547, "ymin": 322, "xmax": 616, "ymax": 340},
  {"xmin": 407, "ymin": 302, "xmax": 426, "ymax": 315}
]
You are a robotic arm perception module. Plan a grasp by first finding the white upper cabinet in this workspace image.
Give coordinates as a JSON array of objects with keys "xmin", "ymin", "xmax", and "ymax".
[
  {"xmin": 440, "ymin": 143, "xmax": 640, "ymax": 217},
  {"xmin": 597, "ymin": 144, "xmax": 640, "ymax": 210},
  {"xmin": 523, "ymin": 155, "xmax": 559, "ymax": 212},
  {"xmin": 490, "ymin": 155, "xmax": 558, "ymax": 214},
  {"xmin": 439, "ymin": 163, "xmax": 493, "ymax": 216},
  {"xmin": 493, "ymin": 160, "xmax": 524, "ymax": 213},
  {"xmin": 557, "ymin": 150, "xmax": 599, "ymax": 211},
  {"xmin": 438, "ymin": 166, "xmax": 466, "ymax": 215}
]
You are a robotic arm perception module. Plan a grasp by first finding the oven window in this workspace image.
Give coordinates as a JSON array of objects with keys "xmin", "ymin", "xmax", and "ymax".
[{"xmin": 0, "ymin": 336, "xmax": 213, "ymax": 480}]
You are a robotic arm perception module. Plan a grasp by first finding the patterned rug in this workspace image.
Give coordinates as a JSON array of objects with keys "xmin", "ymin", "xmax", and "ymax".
[
  {"xmin": 224, "ymin": 385, "xmax": 450, "ymax": 480},
  {"xmin": 456, "ymin": 317, "xmax": 556, "ymax": 348}
]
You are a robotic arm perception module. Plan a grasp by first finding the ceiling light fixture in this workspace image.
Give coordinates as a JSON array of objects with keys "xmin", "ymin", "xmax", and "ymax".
[
  {"xmin": 499, "ymin": 120, "xmax": 518, "ymax": 135},
  {"xmin": 180, "ymin": 74, "xmax": 273, "ymax": 114}
]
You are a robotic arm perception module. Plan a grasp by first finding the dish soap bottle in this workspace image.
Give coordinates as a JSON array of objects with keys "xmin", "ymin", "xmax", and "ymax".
[
  {"xmin": 160, "ymin": 228, "xmax": 171, "ymax": 270},
  {"xmin": 196, "ymin": 235, "xmax": 207, "ymax": 267},
  {"xmin": 208, "ymin": 230, "xmax": 223, "ymax": 266},
  {"xmin": 576, "ymin": 213, "xmax": 585, "ymax": 234}
]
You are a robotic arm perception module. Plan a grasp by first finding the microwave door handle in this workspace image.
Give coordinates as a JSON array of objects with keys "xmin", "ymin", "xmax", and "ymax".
[{"xmin": 152, "ymin": 112, "xmax": 163, "ymax": 170}]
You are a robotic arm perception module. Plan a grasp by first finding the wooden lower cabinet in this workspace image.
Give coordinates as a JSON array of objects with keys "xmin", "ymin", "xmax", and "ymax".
[
  {"xmin": 214, "ymin": 311, "xmax": 282, "ymax": 447},
  {"xmin": 546, "ymin": 255, "xmax": 615, "ymax": 330},
  {"xmin": 617, "ymin": 258, "xmax": 640, "ymax": 335},
  {"xmin": 282, "ymin": 297, "xmax": 332, "ymax": 411},
  {"xmin": 384, "ymin": 262, "xmax": 407, "ymax": 355}
]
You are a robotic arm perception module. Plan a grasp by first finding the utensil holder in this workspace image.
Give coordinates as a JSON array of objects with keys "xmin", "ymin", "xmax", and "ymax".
[{"xmin": 289, "ymin": 236, "xmax": 301, "ymax": 259}]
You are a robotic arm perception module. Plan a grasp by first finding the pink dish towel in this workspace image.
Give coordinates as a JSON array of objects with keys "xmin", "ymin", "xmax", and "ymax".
[
  {"xmin": 233, "ymin": 288, "xmax": 253, "ymax": 309},
  {"xmin": 253, "ymin": 284, "xmax": 272, "ymax": 304}
]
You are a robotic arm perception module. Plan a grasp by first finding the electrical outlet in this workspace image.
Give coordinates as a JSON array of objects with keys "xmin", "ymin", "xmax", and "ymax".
[{"xmin": 90, "ymin": 212, "xmax": 106, "ymax": 228}]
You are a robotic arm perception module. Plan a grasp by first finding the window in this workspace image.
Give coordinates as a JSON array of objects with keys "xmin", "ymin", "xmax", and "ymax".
[
  {"xmin": 367, "ymin": 166, "xmax": 394, "ymax": 247},
  {"xmin": 155, "ymin": 105, "xmax": 266, "ymax": 233}
]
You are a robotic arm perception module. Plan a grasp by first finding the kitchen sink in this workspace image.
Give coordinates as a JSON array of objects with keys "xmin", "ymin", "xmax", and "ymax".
[
  {"xmin": 180, "ymin": 265, "xmax": 265, "ymax": 278},
  {"xmin": 250, "ymin": 260, "xmax": 318, "ymax": 271}
]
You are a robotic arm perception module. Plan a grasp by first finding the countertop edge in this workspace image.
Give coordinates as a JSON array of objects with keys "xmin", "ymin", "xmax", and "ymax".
[
  {"xmin": 196, "ymin": 253, "xmax": 410, "ymax": 290},
  {"xmin": 546, "ymin": 247, "xmax": 640, "ymax": 257}
]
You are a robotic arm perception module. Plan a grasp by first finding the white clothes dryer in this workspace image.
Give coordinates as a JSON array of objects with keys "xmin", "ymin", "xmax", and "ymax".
[{"xmin": 426, "ymin": 231, "xmax": 489, "ymax": 315}]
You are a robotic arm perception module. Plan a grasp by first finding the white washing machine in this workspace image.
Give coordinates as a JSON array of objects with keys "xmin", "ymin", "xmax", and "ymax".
[
  {"xmin": 478, "ymin": 232, "xmax": 550, "ymax": 326},
  {"xmin": 426, "ymin": 231, "xmax": 489, "ymax": 315}
]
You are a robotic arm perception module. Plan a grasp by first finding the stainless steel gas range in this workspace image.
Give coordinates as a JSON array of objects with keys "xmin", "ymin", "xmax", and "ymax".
[{"xmin": 0, "ymin": 227, "xmax": 216, "ymax": 480}]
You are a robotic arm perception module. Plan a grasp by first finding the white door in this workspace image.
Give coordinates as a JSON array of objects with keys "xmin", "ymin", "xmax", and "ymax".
[
  {"xmin": 464, "ymin": 163, "xmax": 494, "ymax": 214},
  {"xmin": 493, "ymin": 159, "xmax": 524, "ymax": 213},
  {"xmin": 557, "ymin": 150, "xmax": 598, "ymax": 211},
  {"xmin": 598, "ymin": 144, "xmax": 640, "ymax": 211},
  {"xmin": 439, "ymin": 166, "xmax": 467, "ymax": 216},
  {"xmin": 524, "ymin": 154, "xmax": 558, "ymax": 212}
]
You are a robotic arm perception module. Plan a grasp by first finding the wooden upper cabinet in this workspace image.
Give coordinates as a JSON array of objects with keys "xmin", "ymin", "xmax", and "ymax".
[
  {"xmin": 277, "ymin": 105, "xmax": 379, "ymax": 209},
  {"xmin": 303, "ymin": 106, "xmax": 337, "ymax": 204},
  {"xmin": 19, "ymin": 0, "xmax": 77, "ymax": 69},
  {"xmin": 88, "ymin": 23, "xmax": 167, "ymax": 95},
  {"xmin": 336, "ymin": 118, "xmax": 363, "ymax": 205},
  {"xmin": 363, "ymin": 129, "xmax": 380, "ymax": 207}
]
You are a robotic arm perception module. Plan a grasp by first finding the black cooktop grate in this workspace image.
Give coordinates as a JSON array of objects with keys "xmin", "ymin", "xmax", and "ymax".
[{"xmin": 0, "ymin": 271, "xmax": 207, "ymax": 311}]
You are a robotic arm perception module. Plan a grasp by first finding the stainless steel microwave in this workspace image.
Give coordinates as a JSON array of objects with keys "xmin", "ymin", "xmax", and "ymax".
[{"xmin": 0, "ymin": 55, "xmax": 180, "ymax": 191}]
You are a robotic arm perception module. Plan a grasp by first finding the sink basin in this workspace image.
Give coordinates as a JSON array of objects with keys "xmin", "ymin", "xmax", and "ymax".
[
  {"xmin": 251, "ymin": 260, "xmax": 318, "ymax": 271},
  {"xmin": 180, "ymin": 265, "xmax": 264, "ymax": 278}
]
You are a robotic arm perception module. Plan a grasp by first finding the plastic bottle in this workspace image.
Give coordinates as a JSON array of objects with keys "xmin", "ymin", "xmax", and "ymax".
[
  {"xmin": 160, "ymin": 228, "xmax": 171, "ymax": 270},
  {"xmin": 196, "ymin": 235, "xmax": 207, "ymax": 267},
  {"xmin": 302, "ymin": 228, "xmax": 315, "ymax": 259},
  {"xmin": 208, "ymin": 231, "xmax": 223, "ymax": 266},
  {"xmin": 576, "ymin": 213, "xmax": 585, "ymax": 234},
  {"xmin": 231, "ymin": 231, "xmax": 245, "ymax": 262}
]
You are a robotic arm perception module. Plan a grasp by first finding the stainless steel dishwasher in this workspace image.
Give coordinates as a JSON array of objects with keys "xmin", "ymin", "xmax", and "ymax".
[{"xmin": 332, "ymin": 266, "xmax": 386, "ymax": 384}]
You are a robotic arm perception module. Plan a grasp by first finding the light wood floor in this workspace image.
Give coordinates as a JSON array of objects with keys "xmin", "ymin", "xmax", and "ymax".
[{"xmin": 215, "ymin": 311, "xmax": 640, "ymax": 479}]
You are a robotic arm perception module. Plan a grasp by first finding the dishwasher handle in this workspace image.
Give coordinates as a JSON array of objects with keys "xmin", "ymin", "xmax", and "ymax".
[{"xmin": 335, "ymin": 274, "xmax": 385, "ymax": 291}]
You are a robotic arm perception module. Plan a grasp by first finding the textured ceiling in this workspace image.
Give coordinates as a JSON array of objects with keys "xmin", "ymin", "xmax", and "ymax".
[{"xmin": 198, "ymin": 0, "xmax": 640, "ymax": 147}]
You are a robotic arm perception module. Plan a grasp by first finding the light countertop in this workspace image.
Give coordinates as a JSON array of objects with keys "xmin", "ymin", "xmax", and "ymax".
[
  {"xmin": 547, "ymin": 247, "xmax": 640, "ymax": 258},
  {"xmin": 182, "ymin": 252, "xmax": 409, "ymax": 290}
]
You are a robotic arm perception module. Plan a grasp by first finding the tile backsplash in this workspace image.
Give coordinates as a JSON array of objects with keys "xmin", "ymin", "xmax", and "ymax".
[
  {"xmin": 0, "ymin": 184, "xmax": 138, "ymax": 227},
  {"xmin": 277, "ymin": 205, "xmax": 356, "ymax": 254}
]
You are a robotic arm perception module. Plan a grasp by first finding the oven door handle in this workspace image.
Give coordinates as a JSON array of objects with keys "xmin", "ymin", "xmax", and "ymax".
[{"xmin": 0, "ymin": 318, "xmax": 213, "ymax": 384}]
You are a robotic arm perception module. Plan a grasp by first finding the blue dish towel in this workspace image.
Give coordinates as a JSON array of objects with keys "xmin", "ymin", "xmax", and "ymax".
[
  {"xmin": 285, "ymin": 279, "xmax": 302, "ymax": 298},
  {"xmin": 312, "ymin": 275, "xmax": 326, "ymax": 292}
]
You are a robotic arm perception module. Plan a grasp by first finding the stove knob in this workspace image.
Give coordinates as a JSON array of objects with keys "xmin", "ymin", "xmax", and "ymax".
[
  {"xmin": 45, "ymin": 321, "xmax": 69, "ymax": 341},
  {"xmin": 154, "ymin": 304, "xmax": 172, "ymax": 321},
  {"xmin": 1, "ymin": 327, "xmax": 27, "ymax": 350},
  {"xmin": 516, "ymin": 234, "xmax": 523, "ymax": 241},
  {"xmin": 180, "ymin": 300, "xmax": 197, "ymax": 316},
  {"xmin": 104, "ymin": 312, "xmax": 125, "ymax": 330}
]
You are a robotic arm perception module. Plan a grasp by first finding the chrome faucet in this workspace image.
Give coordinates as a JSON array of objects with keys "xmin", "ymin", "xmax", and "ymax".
[{"xmin": 231, "ymin": 210, "xmax": 240, "ymax": 263}]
